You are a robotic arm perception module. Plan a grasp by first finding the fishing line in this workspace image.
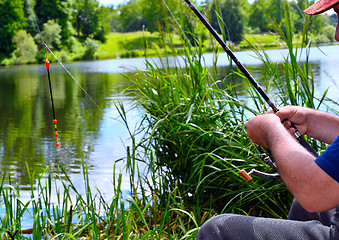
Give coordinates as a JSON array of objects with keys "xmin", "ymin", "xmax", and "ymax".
[
  {"xmin": 162, "ymin": 0, "xmax": 210, "ymax": 69},
  {"xmin": 27, "ymin": 0, "xmax": 104, "ymax": 113},
  {"xmin": 26, "ymin": 0, "xmax": 110, "ymax": 146},
  {"xmin": 43, "ymin": 43, "xmax": 103, "ymax": 113}
]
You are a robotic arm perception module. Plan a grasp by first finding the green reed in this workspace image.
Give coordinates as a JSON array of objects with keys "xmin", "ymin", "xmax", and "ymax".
[{"xmin": 0, "ymin": 155, "xmax": 203, "ymax": 239}]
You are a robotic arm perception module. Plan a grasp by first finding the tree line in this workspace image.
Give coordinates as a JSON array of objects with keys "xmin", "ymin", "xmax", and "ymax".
[
  {"xmin": 113, "ymin": 0, "xmax": 337, "ymax": 43},
  {"xmin": 0, "ymin": 0, "xmax": 337, "ymax": 65},
  {"xmin": 0, "ymin": 0, "xmax": 111, "ymax": 64}
]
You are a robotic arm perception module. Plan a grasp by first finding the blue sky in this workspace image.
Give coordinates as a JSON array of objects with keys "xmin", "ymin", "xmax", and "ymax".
[
  {"xmin": 99, "ymin": 0, "xmax": 334, "ymax": 14},
  {"xmin": 99, "ymin": 0, "xmax": 255, "ymax": 7},
  {"xmin": 98, "ymin": 0, "xmax": 127, "ymax": 6}
]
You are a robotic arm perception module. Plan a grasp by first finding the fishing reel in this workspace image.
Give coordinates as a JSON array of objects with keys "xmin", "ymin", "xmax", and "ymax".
[{"xmin": 239, "ymin": 153, "xmax": 280, "ymax": 183}]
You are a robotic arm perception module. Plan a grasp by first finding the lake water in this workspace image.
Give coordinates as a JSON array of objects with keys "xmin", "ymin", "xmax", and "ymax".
[{"xmin": 0, "ymin": 44, "xmax": 338, "ymax": 207}]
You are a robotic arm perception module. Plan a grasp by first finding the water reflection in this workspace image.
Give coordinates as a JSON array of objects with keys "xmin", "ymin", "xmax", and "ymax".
[{"xmin": 0, "ymin": 63, "xmax": 136, "ymax": 192}]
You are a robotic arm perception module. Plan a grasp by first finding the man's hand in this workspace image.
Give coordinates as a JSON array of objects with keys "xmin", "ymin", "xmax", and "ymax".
[
  {"xmin": 275, "ymin": 106, "xmax": 311, "ymax": 136},
  {"xmin": 275, "ymin": 106, "xmax": 339, "ymax": 144},
  {"xmin": 246, "ymin": 113, "xmax": 282, "ymax": 149}
]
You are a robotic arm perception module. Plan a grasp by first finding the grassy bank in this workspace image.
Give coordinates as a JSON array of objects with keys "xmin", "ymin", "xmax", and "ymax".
[
  {"xmin": 0, "ymin": 29, "xmax": 322, "ymax": 66},
  {"xmin": 96, "ymin": 31, "xmax": 182, "ymax": 59},
  {"xmin": 94, "ymin": 31, "xmax": 283, "ymax": 60}
]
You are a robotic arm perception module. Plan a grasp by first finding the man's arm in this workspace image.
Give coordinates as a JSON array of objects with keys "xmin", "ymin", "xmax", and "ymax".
[{"xmin": 247, "ymin": 113, "xmax": 339, "ymax": 212}]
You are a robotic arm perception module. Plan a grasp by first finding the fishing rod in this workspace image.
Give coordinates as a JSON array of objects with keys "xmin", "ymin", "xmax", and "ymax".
[{"xmin": 182, "ymin": 0, "xmax": 318, "ymax": 182}]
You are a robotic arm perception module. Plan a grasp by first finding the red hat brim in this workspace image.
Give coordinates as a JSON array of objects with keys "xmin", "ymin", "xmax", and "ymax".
[{"xmin": 304, "ymin": 0, "xmax": 339, "ymax": 15}]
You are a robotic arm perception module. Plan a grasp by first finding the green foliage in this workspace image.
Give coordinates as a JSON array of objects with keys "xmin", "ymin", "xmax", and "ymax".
[
  {"xmin": 316, "ymin": 34, "xmax": 331, "ymax": 44},
  {"xmin": 0, "ymin": 1, "xmax": 337, "ymax": 238},
  {"xmin": 73, "ymin": 0, "xmax": 110, "ymax": 41},
  {"xmin": 42, "ymin": 20, "xmax": 62, "ymax": 49},
  {"xmin": 268, "ymin": 0, "xmax": 285, "ymax": 25},
  {"xmin": 0, "ymin": 158, "xmax": 204, "ymax": 239},
  {"xmin": 118, "ymin": 0, "xmax": 146, "ymax": 32},
  {"xmin": 11, "ymin": 30, "xmax": 38, "ymax": 64},
  {"xmin": 125, "ymin": 0, "xmax": 336, "ymax": 221},
  {"xmin": 107, "ymin": 6, "xmax": 122, "ymax": 32},
  {"xmin": 328, "ymin": 13, "xmax": 338, "ymax": 27},
  {"xmin": 0, "ymin": 0, "xmax": 27, "ymax": 56},
  {"xmin": 141, "ymin": 0, "xmax": 165, "ymax": 33},
  {"xmin": 249, "ymin": 0, "xmax": 270, "ymax": 33},
  {"xmin": 125, "ymin": 27, "xmax": 293, "ymax": 217},
  {"xmin": 210, "ymin": 0, "xmax": 244, "ymax": 43},
  {"xmin": 308, "ymin": 13, "xmax": 323, "ymax": 35},
  {"xmin": 35, "ymin": 0, "xmax": 73, "ymax": 45},
  {"xmin": 322, "ymin": 25, "xmax": 336, "ymax": 42},
  {"xmin": 176, "ymin": 2, "xmax": 202, "ymax": 47},
  {"xmin": 82, "ymin": 38, "xmax": 99, "ymax": 60}
]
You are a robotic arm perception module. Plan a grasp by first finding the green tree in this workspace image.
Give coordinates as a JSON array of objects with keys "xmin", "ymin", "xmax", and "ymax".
[
  {"xmin": 211, "ymin": 0, "xmax": 244, "ymax": 43},
  {"xmin": 34, "ymin": 0, "xmax": 73, "ymax": 45},
  {"xmin": 289, "ymin": 0, "xmax": 305, "ymax": 33},
  {"xmin": 308, "ymin": 14, "xmax": 323, "ymax": 35},
  {"xmin": 329, "ymin": 13, "xmax": 338, "ymax": 27},
  {"xmin": 82, "ymin": 37, "xmax": 99, "ymax": 59},
  {"xmin": 179, "ymin": 6, "xmax": 200, "ymax": 46},
  {"xmin": 141, "ymin": 0, "xmax": 169, "ymax": 33},
  {"xmin": 0, "ymin": 0, "xmax": 27, "ymax": 56},
  {"xmin": 268, "ymin": 0, "xmax": 285, "ymax": 25},
  {"xmin": 322, "ymin": 25, "xmax": 336, "ymax": 42},
  {"xmin": 118, "ymin": 0, "xmax": 146, "ymax": 32},
  {"xmin": 107, "ymin": 6, "xmax": 122, "ymax": 32},
  {"xmin": 71, "ymin": 0, "xmax": 110, "ymax": 41},
  {"xmin": 12, "ymin": 30, "xmax": 38, "ymax": 64},
  {"xmin": 42, "ymin": 20, "xmax": 62, "ymax": 49},
  {"xmin": 248, "ymin": 0, "xmax": 270, "ymax": 32},
  {"xmin": 96, "ymin": 6, "xmax": 111, "ymax": 41}
]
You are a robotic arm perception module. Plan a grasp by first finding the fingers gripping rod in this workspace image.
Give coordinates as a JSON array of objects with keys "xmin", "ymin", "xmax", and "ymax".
[{"xmin": 182, "ymin": 0, "xmax": 318, "ymax": 181}]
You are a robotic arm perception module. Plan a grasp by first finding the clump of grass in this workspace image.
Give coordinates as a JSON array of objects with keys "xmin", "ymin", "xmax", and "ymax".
[
  {"xmin": 125, "ymin": 0, "xmax": 338, "ymax": 221},
  {"xmin": 125, "ymin": 20, "xmax": 292, "ymax": 219}
]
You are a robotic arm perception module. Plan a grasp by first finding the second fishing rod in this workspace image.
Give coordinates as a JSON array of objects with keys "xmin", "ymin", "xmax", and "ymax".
[{"xmin": 182, "ymin": 0, "xmax": 318, "ymax": 177}]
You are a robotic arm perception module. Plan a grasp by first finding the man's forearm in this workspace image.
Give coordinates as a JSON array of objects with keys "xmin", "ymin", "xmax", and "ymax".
[
  {"xmin": 308, "ymin": 110, "xmax": 339, "ymax": 144},
  {"xmin": 267, "ymin": 125, "xmax": 336, "ymax": 212}
]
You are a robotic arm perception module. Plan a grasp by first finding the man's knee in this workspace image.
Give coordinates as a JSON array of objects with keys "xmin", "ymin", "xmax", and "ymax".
[{"xmin": 197, "ymin": 214, "xmax": 235, "ymax": 240}]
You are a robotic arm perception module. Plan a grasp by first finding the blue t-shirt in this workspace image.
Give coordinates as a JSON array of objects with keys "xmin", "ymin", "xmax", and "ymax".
[{"xmin": 315, "ymin": 136, "xmax": 339, "ymax": 183}]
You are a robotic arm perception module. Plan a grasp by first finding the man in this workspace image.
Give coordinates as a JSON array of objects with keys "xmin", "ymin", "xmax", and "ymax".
[{"xmin": 197, "ymin": 0, "xmax": 339, "ymax": 239}]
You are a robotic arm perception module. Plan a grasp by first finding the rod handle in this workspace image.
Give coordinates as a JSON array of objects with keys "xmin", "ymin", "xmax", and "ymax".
[
  {"xmin": 282, "ymin": 119, "xmax": 318, "ymax": 157},
  {"xmin": 239, "ymin": 170, "xmax": 253, "ymax": 183},
  {"xmin": 295, "ymin": 131, "xmax": 318, "ymax": 157}
]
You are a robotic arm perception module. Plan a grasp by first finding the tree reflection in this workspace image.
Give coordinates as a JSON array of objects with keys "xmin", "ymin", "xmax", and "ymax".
[{"xmin": 0, "ymin": 64, "xmax": 131, "ymax": 187}]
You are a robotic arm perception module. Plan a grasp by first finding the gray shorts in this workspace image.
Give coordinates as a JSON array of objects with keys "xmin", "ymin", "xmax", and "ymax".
[{"xmin": 197, "ymin": 199, "xmax": 339, "ymax": 240}]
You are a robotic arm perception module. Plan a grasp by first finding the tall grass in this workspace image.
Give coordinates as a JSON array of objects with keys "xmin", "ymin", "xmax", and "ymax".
[
  {"xmin": 0, "ymin": 155, "xmax": 204, "ymax": 239},
  {"xmin": 125, "ymin": 0, "xmax": 338, "ymax": 221}
]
